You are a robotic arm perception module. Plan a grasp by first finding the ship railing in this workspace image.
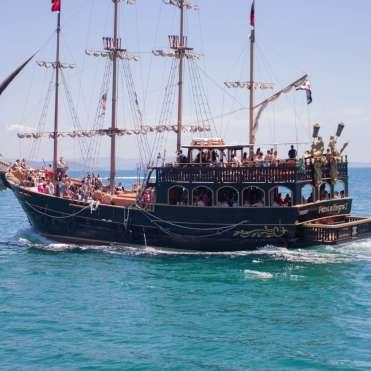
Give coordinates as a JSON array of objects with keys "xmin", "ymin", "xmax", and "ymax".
[
  {"xmin": 302, "ymin": 215, "xmax": 371, "ymax": 244},
  {"xmin": 154, "ymin": 160, "xmax": 348, "ymax": 184}
]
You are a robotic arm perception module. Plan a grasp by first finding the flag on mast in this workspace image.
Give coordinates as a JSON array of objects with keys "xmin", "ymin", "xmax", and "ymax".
[
  {"xmin": 250, "ymin": 1, "xmax": 255, "ymax": 43},
  {"xmin": 51, "ymin": 0, "xmax": 61, "ymax": 12},
  {"xmin": 250, "ymin": 0, "xmax": 255, "ymax": 28}
]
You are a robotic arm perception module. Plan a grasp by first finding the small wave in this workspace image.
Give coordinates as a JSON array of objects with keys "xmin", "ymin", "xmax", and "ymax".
[{"xmin": 244, "ymin": 269, "xmax": 273, "ymax": 280}]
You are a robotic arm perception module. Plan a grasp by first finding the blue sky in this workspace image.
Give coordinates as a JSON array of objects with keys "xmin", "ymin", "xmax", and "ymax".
[{"xmin": 0, "ymin": 0, "xmax": 370, "ymax": 164}]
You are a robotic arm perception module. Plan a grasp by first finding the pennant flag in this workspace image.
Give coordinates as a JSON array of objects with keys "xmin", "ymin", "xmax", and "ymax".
[
  {"xmin": 250, "ymin": 1, "xmax": 255, "ymax": 28},
  {"xmin": 296, "ymin": 80, "xmax": 312, "ymax": 104},
  {"xmin": 51, "ymin": 0, "xmax": 61, "ymax": 12},
  {"xmin": 0, "ymin": 54, "xmax": 35, "ymax": 96}
]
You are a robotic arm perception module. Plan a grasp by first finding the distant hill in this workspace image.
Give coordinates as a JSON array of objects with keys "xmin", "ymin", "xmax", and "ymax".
[{"xmin": 0, "ymin": 157, "xmax": 144, "ymax": 171}]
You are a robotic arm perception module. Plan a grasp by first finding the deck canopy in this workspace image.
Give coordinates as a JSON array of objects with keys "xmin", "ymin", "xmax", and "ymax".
[{"xmin": 181, "ymin": 138, "xmax": 254, "ymax": 164}]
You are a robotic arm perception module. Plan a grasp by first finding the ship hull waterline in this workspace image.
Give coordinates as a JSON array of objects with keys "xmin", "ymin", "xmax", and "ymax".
[{"xmin": 4, "ymin": 179, "xmax": 371, "ymax": 252}]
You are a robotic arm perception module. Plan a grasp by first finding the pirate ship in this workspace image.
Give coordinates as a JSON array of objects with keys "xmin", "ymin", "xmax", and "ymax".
[{"xmin": 1, "ymin": 0, "xmax": 371, "ymax": 251}]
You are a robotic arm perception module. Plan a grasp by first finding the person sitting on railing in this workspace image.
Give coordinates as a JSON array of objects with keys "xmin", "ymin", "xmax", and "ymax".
[
  {"xmin": 288, "ymin": 145, "xmax": 297, "ymax": 160},
  {"xmin": 177, "ymin": 150, "xmax": 188, "ymax": 165},
  {"xmin": 272, "ymin": 150, "xmax": 280, "ymax": 165},
  {"xmin": 284, "ymin": 193, "xmax": 292, "ymax": 206},
  {"xmin": 272, "ymin": 193, "xmax": 284, "ymax": 207},
  {"xmin": 242, "ymin": 152, "xmax": 249, "ymax": 165},
  {"xmin": 255, "ymin": 152, "xmax": 264, "ymax": 167},
  {"xmin": 44, "ymin": 180, "xmax": 54, "ymax": 195},
  {"xmin": 231, "ymin": 154, "xmax": 240, "ymax": 167},
  {"xmin": 37, "ymin": 181, "xmax": 45, "ymax": 194},
  {"xmin": 218, "ymin": 158, "xmax": 226, "ymax": 168},
  {"xmin": 194, "ymin": 151, "xmax": 201, "ymax": 164},
  {"xmin": 264, "ymin": 150, "xmax": 273, "ymax": 167},
  {"xmin": 307, "ymin": 192, "xmax": 313, "ymax": 203},
  {"xmin": 211, "ymin": 150, "xmax": 219, "ymax": 165}
]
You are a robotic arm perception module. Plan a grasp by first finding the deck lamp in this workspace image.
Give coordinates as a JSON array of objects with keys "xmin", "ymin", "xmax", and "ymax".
[
  {"xmin": 336, "ymin": 122, "xmax": 345, "ymax": 138},
  {"xmin": 312, "ymin": 123, "xmax": 320, "ymax": 138}
]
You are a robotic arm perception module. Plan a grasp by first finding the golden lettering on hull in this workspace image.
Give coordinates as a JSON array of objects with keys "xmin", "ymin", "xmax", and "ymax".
[
  {"xmin": 318, "ymin": 203, "xmax": 348, "ymax": 215},
  {"xmin": 233, "ymin": 226, "xmax": 288, "ymax": 239}
]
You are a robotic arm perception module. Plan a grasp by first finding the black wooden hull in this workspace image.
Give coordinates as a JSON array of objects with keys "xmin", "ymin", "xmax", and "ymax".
[
  {"xmin": 9, "ymin": 184, "xmax": 302, "ymax": 251},
  {"xmin": 6, "ymin": 182, "xmax": 369, "ymax": 251}
]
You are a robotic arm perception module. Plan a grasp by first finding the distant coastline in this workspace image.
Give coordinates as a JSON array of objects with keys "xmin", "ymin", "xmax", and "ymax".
[{"xmin": 2, "ymin": 157, "xmax": 371, "ymax": 171}]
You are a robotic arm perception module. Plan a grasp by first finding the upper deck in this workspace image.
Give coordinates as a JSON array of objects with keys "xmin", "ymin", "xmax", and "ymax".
[{"xmin": 154, "ymin": 158, "xmax": 348, "ymax": 184}]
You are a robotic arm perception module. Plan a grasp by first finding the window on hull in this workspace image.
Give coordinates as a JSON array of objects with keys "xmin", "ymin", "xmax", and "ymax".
[
  {"xmin": 242, "ymin": 187, "xmax": 265, "ymax": 207},
  {"xmin": 320, "ymin": 182, "xmax": 332, "ymax": 201},
  {"xmin": 192, "ymin": 187, "xmax": 213, "ymax": 207},
  {"xmin": 334, "ymin": 180, "xmax": 346, "ymax": 199},
  {"xmin": 168, "ymin": 186, "xmax": 189, "ymax": 206},
  {"xmin": 301, "ymin": 184, "xmax": 315, "ymax": 204},
  {"xmin": 217, "ymin": 187, "xmax": 239, "ymax": 208},
  {"xmin": 269, "ymin": 186, "xmax": 293, "ymax": 207}
]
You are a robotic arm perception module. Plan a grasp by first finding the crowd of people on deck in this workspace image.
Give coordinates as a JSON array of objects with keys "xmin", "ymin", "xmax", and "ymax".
[
  {"xmin": 11, "ymin": 158, "xmax": 106, "ymax": 202},
  {"xmin": 177, "ymin": 145, "xmax": 299, "ymax": 168},
  {"xmin": 9, "ymin": 158, "xmax": 151, "ymax": 207}
]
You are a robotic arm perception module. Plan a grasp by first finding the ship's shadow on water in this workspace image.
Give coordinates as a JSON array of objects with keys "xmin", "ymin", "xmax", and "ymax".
[{"xmin": 10, "ymin": 226, "xmax": 371, "ymax": 265}]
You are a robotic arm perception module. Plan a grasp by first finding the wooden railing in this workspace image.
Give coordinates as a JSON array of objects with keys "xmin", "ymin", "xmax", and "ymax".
[
  {"xmin": 303, "ymin": 216, "xmax": 371, "ymax": 244},
  {"xmin": 155, "ymin": 161, "xmax": 348, "ymax": 184}
]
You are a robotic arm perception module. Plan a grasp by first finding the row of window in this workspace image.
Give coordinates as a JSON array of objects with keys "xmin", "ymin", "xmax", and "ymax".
[{"xmin": 168, "ymin": 181, "xmax": 347, "ymax": 207}]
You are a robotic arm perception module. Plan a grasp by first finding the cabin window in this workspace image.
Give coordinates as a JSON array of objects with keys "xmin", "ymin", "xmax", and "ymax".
[
  {"xmin": 168, "ymin": 186, "xmax": 189, "ymax": 205},
  {"xmin": 320, "ymin": 182, "xmax": 331, "ymax": 200},
  {"xmin": 301, "ymin": 184, "xmax": 315, "ymax": 204},
  {"xmin": 333, "ymin": 180, "xmax": 346, "ymax": 199},
  {"xmin": 242, "ymin": 187, "xmax": 265, "ymax": 207},
  {"xmin": 217, "ymin": 187, "xmax": 239, "ymax": 207},
  {"xmin": 192, "ymin": 186, "xmax": 213, "ymax": 207},
  {"xmin": 269, "ymin": 186, "xmax": 293, "ymax": 207}
]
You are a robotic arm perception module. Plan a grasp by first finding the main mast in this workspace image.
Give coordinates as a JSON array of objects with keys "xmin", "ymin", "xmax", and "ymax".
[
  {"xmin": 53, "ymin": 11, "xmax": 61, "ymax": 177},
  {"xmin": 249, "ymin": 0, "xmax": 255, "ymax": 147},
  {"xmin": 110, "ymin": 0, "xmax": 120, "ymax": 192}
]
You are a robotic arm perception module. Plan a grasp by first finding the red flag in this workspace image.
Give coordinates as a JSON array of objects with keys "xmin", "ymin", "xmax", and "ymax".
[
  {"xmin": 250, "ymin": 1, "xmax": 255, "ymax": 27},
  {"xmin": 51, "ymin": 0, "xmax": 61, "ymax": 12}
]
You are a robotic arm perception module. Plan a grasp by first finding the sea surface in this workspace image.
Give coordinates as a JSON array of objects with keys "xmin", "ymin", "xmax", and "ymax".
[{"xmin": 0, "ymin": 168, "xmax": 371, "ymax": 369}]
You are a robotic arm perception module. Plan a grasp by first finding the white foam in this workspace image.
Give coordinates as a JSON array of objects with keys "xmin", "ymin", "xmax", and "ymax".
[
  {"xmin": 15, "ymin": 234, "xmax": 371, "ymax": 264},
  {"xmin": 244, "ymin": 269, "xmax": 273, "ymax": 280}
]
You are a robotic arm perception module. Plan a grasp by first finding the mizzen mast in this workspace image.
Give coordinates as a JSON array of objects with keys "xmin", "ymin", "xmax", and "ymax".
[{"xmin": 224, "ymin": 1, "xmax": 273, "ymax": 153}]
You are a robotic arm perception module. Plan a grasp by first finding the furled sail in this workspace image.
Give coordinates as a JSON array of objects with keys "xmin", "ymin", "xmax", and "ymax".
[
  {"xmin": 0, "ymin": 54, "xmax": 34, "ymax": 96},
  {"xmin": 16, "ymin": 124, "xmax": 212, "ymax": 140},
  {"xmin": 253, "ymin": 74, "xmax": 308, "ymax": 135}
]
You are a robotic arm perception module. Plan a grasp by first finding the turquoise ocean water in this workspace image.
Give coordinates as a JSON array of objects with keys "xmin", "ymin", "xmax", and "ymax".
[{"xmin": 0, "ymin": 168, "xmax": 370, "ymax": 369}]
